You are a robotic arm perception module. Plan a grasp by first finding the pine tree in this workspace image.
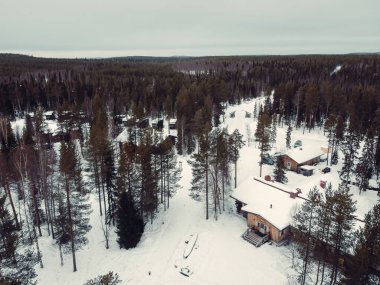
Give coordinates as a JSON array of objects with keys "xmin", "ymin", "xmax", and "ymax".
[
  {"xmin": 342, "ymin": 203, "xmax": 380, "ymax": 285},
  {"xmin": 116, "ymin": 191, "xmax": 144, "ymax": 249},
  {"xmin": 189, "ymin": 131, "xmax": 210, "ymax": 219},
  {"xmin": 228, "ymin": 129, "xmax": 245, "ymax": 188},
  {"xmin": 255, "ymin": 110, "xmax": 271, "ymax": 177},
  {"xmin": 324, "ymin": 113, "xmax": 336, "ymax": 166},
  {"xmin": 292, "ymin": 187, "xmax": 321, "ymax": 285},
  {"xmin": 59, "ymin": 141, "xmax": 91, "ymax": 272},
  {"xmin": 328, "ymin": 183, "xmax": 357, "ymax": 284}
]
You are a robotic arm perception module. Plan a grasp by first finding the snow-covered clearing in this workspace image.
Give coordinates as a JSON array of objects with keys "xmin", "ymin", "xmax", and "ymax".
[
  {"xmin": 35, "ymin": 153, "xmax": 294, "ymax": 284},
  {"xmin": 34, "ymin": 97, "xmax": 378, "ymax": 284}
]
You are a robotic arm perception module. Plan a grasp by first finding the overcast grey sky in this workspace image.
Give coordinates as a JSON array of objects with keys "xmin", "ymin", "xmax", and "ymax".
[{"xmin": 0, "ymin": 0, "xmax": 379, "ymax": 58}]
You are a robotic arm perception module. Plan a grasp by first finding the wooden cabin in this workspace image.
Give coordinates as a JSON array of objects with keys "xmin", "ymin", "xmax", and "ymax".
[
  {"xmin": 281, "ymin": 146, "xmax": 324, "ymax": 172},
  {"xmin": 231, "ymin": 176, "xmax": 302, "ymax": 246}
]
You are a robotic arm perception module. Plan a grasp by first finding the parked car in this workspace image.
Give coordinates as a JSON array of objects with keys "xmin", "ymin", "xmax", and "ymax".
[
  {"xmin": 294, "ymin": 140, "xmax": 302, "ymax": 148},
  {"xmin": 321, "ymin": 167, "xmax": 331, "ymax": 174},
  {"xmin": 261, "ymin": 154, "xmax": 274, "ymax": 165}
]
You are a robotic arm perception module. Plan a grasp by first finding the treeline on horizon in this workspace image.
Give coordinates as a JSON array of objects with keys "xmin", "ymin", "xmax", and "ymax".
[{"xmin": 0, "ymin": 53, "xmax": 380, "ymax": 144}]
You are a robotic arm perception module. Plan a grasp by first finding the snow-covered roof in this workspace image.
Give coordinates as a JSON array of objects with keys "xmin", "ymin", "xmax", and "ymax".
[
  {"xmin": 169, "ymin": 119, "xmax": 177, "ymax": 124},
  {"xmin": 231, "ymin": 177, "xmax": 302, "ymax": 230},
  {"xmin": 284, "ymin": 146, "xmax": 324, "ymax": 164},
  {"xmin": 299, "ymin": 165, "xmax": 315, "ymax": 170},
  {"xmin": 116, "ymin": 129, "xmax": 129, "ymax": 143},
  {"xmin": 44, "ymin": 111, "xmax": 55, "ymax": 116}
]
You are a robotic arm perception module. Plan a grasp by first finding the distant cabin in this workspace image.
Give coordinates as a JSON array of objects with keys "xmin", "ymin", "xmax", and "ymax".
[
  {"xmin": 43, "ymin": 111, "xmax": 56, "ymax": 121},
  {"xmin": 231, "ymin": 176, "xmax": 304, "ymax": 247},
  {"xmin": 281, "ymin": 146, "xmax": 324, "ymax": 172},
  {"xmin": 168, "ymin": 119, "xmax": 177, "ymax": 130}
]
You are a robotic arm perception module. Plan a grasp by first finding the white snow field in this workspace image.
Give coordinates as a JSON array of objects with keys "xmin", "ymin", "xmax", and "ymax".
[{"xmin": 33, "ymin": 97, "xmax": 378, "ymax": 284}]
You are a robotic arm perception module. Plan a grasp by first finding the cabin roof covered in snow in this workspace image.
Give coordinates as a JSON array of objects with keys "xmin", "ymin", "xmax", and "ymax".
[
  {"xmin": 169, "ymin": 119, "xmax": 177, "ymax": 124},
  {"xmin": 299, "ymin": 165, "xmax": 315, "ymax": 170},
  {"xmin": 284, "ymin": 146, "xmax": 324, "ymax": 164},
  {"xmin": 231, "ymin": 177, "xmax": 302, "ymax": 230},
  {"xmin": 116, "ymin": 129, "xmax": 129, "ymax": 142}
]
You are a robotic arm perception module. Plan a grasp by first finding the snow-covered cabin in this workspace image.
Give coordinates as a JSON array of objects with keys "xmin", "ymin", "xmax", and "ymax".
[
  {"xmin": 281, "ymin": 146, "xmax": 324, "ymax": 172},
  {"xmin": 43, "ymin": 111, "xmax": 56, "ymax": 121},
  {"xmin": 168, "ymin": 119, "xmax": 177, "ymax": 130},
  {"xmin": 231, "ymin": 176, "xmax": 303, "ymax": 246}
]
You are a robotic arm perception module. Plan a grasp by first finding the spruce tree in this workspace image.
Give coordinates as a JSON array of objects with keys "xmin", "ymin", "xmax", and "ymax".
[
  {"xmin": 116, "ymin": 192, "xmax": 144, "ymax": 249},
  {"xmin": 340, "ymin": 119, "xmax": 360, "ymax": 184},
  {"xmin": 273, "ymin": 156, "xmax": 287, "ymax": 184}
]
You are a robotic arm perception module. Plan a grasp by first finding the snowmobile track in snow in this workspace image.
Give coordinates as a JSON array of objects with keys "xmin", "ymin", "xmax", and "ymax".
[{"xmin": 183, "ymin": 233, "xmax": 198, "ymax": 259}]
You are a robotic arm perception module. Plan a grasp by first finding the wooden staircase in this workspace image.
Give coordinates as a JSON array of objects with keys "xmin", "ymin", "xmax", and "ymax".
[{"xmin": 242, "ymin": 229, "xmax": 269, "ymax": 247}]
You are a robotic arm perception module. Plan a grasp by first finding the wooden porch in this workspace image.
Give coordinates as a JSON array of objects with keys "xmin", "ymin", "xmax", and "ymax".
[{"xmin": 242, "ymin": 229, "xmax": 269, "ymax": 247}]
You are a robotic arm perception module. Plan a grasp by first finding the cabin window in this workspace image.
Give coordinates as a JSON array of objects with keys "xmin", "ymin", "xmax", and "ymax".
[{"xmin": 257, "ymin": 222, "xmax": 266, "ymax": 231}]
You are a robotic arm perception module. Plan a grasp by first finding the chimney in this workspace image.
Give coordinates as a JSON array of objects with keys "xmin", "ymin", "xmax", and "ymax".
[{"xmin": 265, "ymin": 175, "xmax": 271, "ymax": 181}]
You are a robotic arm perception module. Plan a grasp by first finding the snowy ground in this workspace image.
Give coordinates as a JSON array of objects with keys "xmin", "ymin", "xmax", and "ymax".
[
  {"xmin": 31, "ymin": 97, "xmax": 378, "ymax": 284},
  {"xmin": 35, "ymin": 154, "xmax": 295, "ymax": 285}
]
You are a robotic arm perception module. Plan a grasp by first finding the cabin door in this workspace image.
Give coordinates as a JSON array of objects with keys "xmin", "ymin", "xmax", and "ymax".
[{"xmin": 258, "ymin": 222, "xmax": 267, "ymax": 234}]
